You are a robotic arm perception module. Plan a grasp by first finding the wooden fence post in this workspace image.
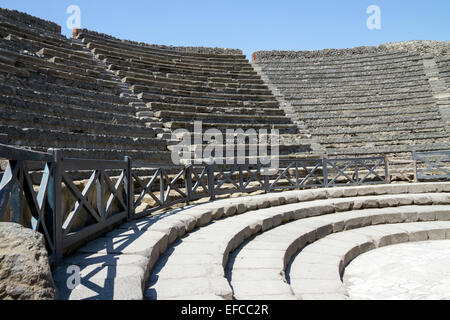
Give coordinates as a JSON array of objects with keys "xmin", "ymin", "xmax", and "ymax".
[
  {"xmin": 322, "ymin": 158, "xmax": 328, "ymax": 187},
  {"xmin": 124, "ymin": 156, "xmax": 133, "ymax": 220},
  {"xmin": 385, "ymin": 155, "xmax": 391, "ymax": 184},
  {"xmin": 49, "ymin": 148, "xmax": 63, "ymax": 266},
  {"xmin": 184, "ymin": 164, "xmax": 193, "ymax": 205},
  {"xmin": 208, "ymin": 163, "xmax": 216, "ymax": 201}
]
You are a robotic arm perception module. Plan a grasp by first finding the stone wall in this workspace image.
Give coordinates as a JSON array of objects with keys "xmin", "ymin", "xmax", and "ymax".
[{"xmin": 253, "ymin": 41, "xmax": 450, "ymax": 158}]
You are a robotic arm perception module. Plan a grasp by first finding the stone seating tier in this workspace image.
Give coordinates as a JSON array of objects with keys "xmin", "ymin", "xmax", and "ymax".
[
  {"xmin": 105, "ymin": 58, "xmax": 261, "ymax": 81},
  {"xmin": 87, "ymin": 44, "xmax": 254, "ymax": 71},
  {"xmin": 123, "ymin": 77, "xmax": 273, "ymax": 96},
  {"xmin": 252, "ymin": 41, "xmax": 450, "ymax": 62},
  {"xmin": 139, "ymin": 92, "xmax": 279, "ymax": 108},
  {"xmin": 126, "ymin": 72, "xmax": 270, "ymax": 90},
  {"xmin": 270, "ymin": 75, "xmax": 430, "ymax": 89},
  {"xmin": 253, "ymin": 43, "xmax": 450, "ymax": 158},
  {"xmin": 93, "ymin": 49, "xmax": 257, "ymax": 76},
  {"xmin": 75, "ymin": 30, "xmax": 247, "ymax": 60},
  {"xmin": 52, "ymin": 182, "xmax": 450, "ymax": 300},
  {"xmin": 127, "ymin": 81, "xmax": 278, "ymax": 102},
  {"xmin": 0, "ymin": 8, "xmax": 61, "ymax": 34},
  {"xmin": 232, "ymin": 220, "xmax": 450, "ymax": 300},
  {"xmin": 146, "ymin": 102, "xmax": 285, "ymax": 116},
  {"xmin": 291, "ymin": 97, "xmax": 438, "ymax": 113},
  {"xmin": 436, "ymin": 56, "xmax": 450, "ymax": 86},
  {"xmin": 256, "ymin": 52, "xmax": 423, "ymax": 68},
  {"xmin": 0, "ymin": 83, "xmax": 139, "ymax": 116}
]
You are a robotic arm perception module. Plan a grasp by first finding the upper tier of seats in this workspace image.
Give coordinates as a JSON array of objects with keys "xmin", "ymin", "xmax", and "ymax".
[
  {"xmin": 0, "ymin": 8, "xmax": 172, "ymax": 165},
  {"xmin": 253, "ymin": 42, "xmax": 450, "ymax": 158},
  {"xmin": 0, "ymin": 7, "xmax": 320, "ymax": 164},
  {"xmin": 73, "ymin": 29, "xmax": 317, "ymax": 158}
]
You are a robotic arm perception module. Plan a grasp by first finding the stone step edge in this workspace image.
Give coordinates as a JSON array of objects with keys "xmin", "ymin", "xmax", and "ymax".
[{"xmin": 229, "ymin": 206, "xmax": 450, "ymax": 300}]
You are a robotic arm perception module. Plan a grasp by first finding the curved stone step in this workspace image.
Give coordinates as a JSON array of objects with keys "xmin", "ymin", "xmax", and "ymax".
[
  {"xmin": 282, "ymin": 86, "xmax": 432, "ymax": 100},
  {"xmin": 293, "ymin": 98, "xmax": 437, "ymax": 113},
  {"xmin": 148, "ymin": 102, "xmax": 285, "ymax": 116},
  {"xmin": 2, "ymin": 125, "xmax": 167, "ymax": 152},
  {"xmin": 228, "ymin": 203, "xmax": 450, "ymax": 300},
  {"xmin": 87, "ymin": 43, "xmax": 252, "ymax": 71},
  {"xmin": 259, "ymin": 58, "xmax": 423, "ymax": 73},
  {"xmin": 67, "ymin": 185, "xmax": 450, "ymax": 300},
  {"xmin": 270, "ymin": 75, "xmax": 429, "ymax": 88},
  {"xmin": 78, "ymin": 31, "xmax": 247, "ymax": 62},
  {"xmin": 0, "ymin": 108, "xmax": 155, "ymax": 138},
  {"xmin": 126, "ymin": 77, "xmax": 271, "ymax": 96},
  {"xmin": 130, "ymin": 83, "xmax": 277, "ymax": 102},
  {"xmin": 263, "ymin": 69, "xmax": 427, "ymax": 83},
  {"xmin": 261, "ymin": 64, "xmax": 425, "ymax": 80},
  {"xmin": 0, "ymin": 95, "xmax": 142, "ymax": 125},
  {"xmin": 0, "ymin": 83, "xmax": 137, "ymax": 114},
  {"xmin": 139, "ymin": 92, "xmax": 279, "ymax": 109},
  {"xmin": 254, "ymin": 51, "xmax": 422, "ymax": 66},
  {"xmin": 155, "ymin": 110, "xmax": 291, "ymax": 125},
  {"xmin": 148, "ymin": 192, "xmax": 450, "ymax": 300}
]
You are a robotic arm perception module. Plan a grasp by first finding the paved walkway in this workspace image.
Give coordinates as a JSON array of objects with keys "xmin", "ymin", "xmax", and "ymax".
[
  {"xmin": 52, "ymin": 182, "xmax": 450, "ymax": 300},
  {"xmin": 343, "ymin": 240, "xmax": 450, "ymax": 300}
]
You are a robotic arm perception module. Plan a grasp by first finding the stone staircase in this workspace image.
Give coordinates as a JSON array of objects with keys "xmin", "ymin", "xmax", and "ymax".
[{"xmin": 0, "ymin": 9, "xmax": 172, "ymax": 165}]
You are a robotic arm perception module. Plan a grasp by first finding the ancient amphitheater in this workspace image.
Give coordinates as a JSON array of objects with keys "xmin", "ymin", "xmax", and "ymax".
[{"xmin": 0, "ymin": 8, "xmax": 450, "ymax": 301}]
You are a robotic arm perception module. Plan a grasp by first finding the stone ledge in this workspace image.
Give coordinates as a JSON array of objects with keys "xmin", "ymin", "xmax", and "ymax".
[
  {"xmin": 147, "ymin": 193, "xmax": 450, "ymax": 299},
  {"xmin": 253, "ymin": 41, "xmax": 450, "ymax": 61}
]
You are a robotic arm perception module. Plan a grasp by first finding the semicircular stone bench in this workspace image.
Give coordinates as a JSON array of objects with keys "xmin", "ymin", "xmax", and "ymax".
[
  {"xmin": 53, "ymin": 182, "xmax": 450, "ymax": 300},
  {"xmin": 288, "ymin": 221, "xmax": 450, "ymax": 300},
  {"xmin": 228, "ymin": 205, "xmax": 450, "ymax": 300}
]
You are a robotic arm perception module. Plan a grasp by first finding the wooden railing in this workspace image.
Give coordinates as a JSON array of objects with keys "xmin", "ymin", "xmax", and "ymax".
[{"xmin": 5, "ymin": 144, "xmax": 447, "ymax": 267}]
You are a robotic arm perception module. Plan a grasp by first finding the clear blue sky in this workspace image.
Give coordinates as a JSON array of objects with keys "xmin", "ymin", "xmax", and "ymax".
[{"xmin": 2, "ymin": 0, "xmax": 449, "ymax": 60}]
